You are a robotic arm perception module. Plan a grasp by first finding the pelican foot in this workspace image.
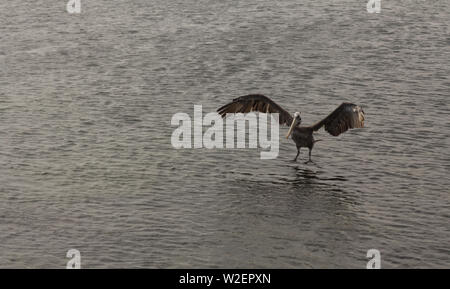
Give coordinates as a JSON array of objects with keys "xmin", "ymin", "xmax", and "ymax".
[{"xmin": 304, "ymin": 160, "xmax": 314, "ymax": 164}]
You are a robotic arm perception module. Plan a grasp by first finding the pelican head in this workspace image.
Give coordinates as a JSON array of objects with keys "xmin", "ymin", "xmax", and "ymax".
[{"xmin": 286, "ymin": 112, "xmax": 301, "ymax": 139}]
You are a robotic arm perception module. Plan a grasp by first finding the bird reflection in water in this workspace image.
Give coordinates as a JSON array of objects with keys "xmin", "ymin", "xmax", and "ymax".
[{"xmin": 289, "ymin": 165, "xmax": 347, "ymax": 194}]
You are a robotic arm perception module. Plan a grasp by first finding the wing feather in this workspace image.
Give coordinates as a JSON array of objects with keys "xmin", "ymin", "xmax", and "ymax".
[
  {"xmin": 217, "ymin": 94, "xmax": 293, "ymax": 126},
  {"xmin": 311, "ymin": 103, "xmax": 365, "ymax": 136}
]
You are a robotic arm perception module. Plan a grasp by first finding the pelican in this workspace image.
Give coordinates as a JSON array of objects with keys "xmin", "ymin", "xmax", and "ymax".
[{"xmin": 217, "ymin": 94, "xmax": 365, "ymax": 163}]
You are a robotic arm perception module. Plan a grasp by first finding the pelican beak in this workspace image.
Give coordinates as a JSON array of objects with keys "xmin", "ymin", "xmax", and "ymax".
[{"xmin": 286, "ymin": 118, "xmax": 296, "ymax": 139}]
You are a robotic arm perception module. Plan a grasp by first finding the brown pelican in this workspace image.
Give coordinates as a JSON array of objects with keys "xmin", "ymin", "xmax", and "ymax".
[{"xmin": 217, "ymin": 94, "xmax": 365, "ymax": 163}]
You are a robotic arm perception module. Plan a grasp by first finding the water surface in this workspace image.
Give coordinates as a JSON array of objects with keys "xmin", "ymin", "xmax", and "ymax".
[{"xmin": 0, "ymin": 0, "xmax": 449, "ymax": 268}]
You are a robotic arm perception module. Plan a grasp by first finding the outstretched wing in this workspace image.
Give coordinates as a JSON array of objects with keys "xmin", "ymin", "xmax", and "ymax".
[
  {"xmin": 311, "ymin": 103, "xmax": 365, "ymax": 136},
  {"xmin": 217, "ymin": 94, "xmax": 293, "ymax": 126}
]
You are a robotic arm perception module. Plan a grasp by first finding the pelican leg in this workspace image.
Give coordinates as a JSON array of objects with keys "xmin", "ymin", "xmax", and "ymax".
[
  {"xmin": 293, "ymin": 148, "xmax": 300, "ymax": 162},
  {"xmin": 304, "ymin": 148, "xmax": 314, "ymax": 164}
]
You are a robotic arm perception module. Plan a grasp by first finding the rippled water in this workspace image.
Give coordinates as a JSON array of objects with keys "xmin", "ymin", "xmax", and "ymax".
[{"xmin": 0, "ymin": 0, "xmax": 449, "ymax": 268}]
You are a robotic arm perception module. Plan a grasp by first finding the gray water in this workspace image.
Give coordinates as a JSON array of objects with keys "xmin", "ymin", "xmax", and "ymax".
[{"xmin": 0, "ymin": 0, "xmax": 449, "ymax": 268}]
